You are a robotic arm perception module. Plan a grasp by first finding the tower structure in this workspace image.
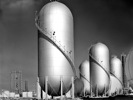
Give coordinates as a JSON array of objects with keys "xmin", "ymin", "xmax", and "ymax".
[
  {"xmin": 10, "ymin": 71, "xmax": 22, "ymax": 94},
  {"xmin": 121, "ymin": 54, "xmax": 128, "ymax": 94},
  {"xmin": 24, "ymin": 80, "xmax": 28, "ymax": 92}
]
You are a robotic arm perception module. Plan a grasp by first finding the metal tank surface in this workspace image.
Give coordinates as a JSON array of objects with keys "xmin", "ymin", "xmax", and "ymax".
[
  {"xmin": 89, "ymin": 42, "xmax": 110, "ymax": 96},
  {"xmin": 111, "ymin": 56, "xmax": 123, "ymax": 87},
  {"xmin": 125, "ymin": 49, "xmax": 133, "ymax": 88},
  {"xmin": 110, "ymin": 75, "xmax": 123, "ymax": 95},
  {"xmin": 36, "ymin": 1, "xmax": 75, "ymax": 96},
  {"xmin": 79, "ymin": 60, "xmax": 90, "ymax": 96}
]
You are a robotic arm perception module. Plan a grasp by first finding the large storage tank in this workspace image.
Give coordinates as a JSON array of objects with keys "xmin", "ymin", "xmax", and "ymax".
[
  {"xmin": 89, "ymin": 43, "xmax": 110, "ymax": 95},
  {"xmin": 79, "ymin": 60, "xmax": 90, "ymax": 96},
  {"xmin": 125, "ymin": 48, "xmax": 133, "ymax": 89},
  {"xmin": 110, "ymin": 56, "xmax": 123, "ymax": 91},
  {"xmin": 36, "ymin": 1, "xmax": 75, "ymax": 96}
]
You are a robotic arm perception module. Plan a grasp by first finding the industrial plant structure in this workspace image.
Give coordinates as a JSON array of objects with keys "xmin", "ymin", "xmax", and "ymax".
[
  {"xmin": 1, "ymin": 1, "xmax": 133, "ymax": 100},
  {"xmin": 34, "ymin": 1, "xmax": 131, "ymax": 99}
]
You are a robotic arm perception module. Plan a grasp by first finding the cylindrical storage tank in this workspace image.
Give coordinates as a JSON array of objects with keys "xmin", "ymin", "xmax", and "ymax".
[
  {"xmin": 22, "ymin": 92, "xmax": 27, "ymax": 98},
  {"xmin": 89, "ymin": 42, "xmax": 110, "ymax": 95},
  {"xmin": 125, "ymin": 49, "xmax": 133, "ymax": 89},
  {"xmin": 111, "ymin": 56, "xmax": 123, "ymax": 87},
  {"xmin": 9, "ymin": 92, "xmax": 15, "ymax": 98},
  {"xmin": 110, "ymin": 75, "xmax": 123, "ymax": 95},
  {"xmin": 79, "ymin": 60, "xmax": 90, "ymax": 96},
  {"xmin": 36, "ymin": 1, "xmax": 75, "ymax": 96}
]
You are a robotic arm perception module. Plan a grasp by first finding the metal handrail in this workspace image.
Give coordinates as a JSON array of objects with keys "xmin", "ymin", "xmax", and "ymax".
[
  {"xmin": 110, "ymin": 73, "xmax": 123, "ymax": 88},
  {"xmin": 89, "ymin": 53, "xmax": 110, "ymax": 79},
  {"xmin": 79, "ymin": 72, "xmax": 90, "ymax": 84}
]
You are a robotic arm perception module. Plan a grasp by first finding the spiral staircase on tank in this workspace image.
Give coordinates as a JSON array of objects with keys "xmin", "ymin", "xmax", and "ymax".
[
  {"xmin": 89, "ymin": 53, "xmax": 110, "ymax": 97},
  {"xmin": 35, "ymin": 15, "xmax": 77, "ymax": 78},
  {"xmin": 89, "ymin": 53, "xmax": 124, "ymax": 97},
  {"xmin": 35, "ymin": 15, "xmax": 77, "ymax": 96}
]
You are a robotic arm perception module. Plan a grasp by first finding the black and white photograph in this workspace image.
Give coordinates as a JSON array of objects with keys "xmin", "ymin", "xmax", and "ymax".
[{"xmin": 0, "ymin": 0, "xmax": 133, "ymax": 100}]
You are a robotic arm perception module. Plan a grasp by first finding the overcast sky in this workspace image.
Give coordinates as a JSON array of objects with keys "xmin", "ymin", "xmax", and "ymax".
[{"xmin": 0, "ymin": 0, "xmax": 133, "ymax": 91}]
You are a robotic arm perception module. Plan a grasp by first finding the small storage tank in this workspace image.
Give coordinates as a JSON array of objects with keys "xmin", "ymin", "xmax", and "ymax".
[
  {"xmin": 110, "ymin": 75, "xmax": 123, "ymax": 95},
  {"xmin": 111, "ymin": 56, "xmax": 123, "ymax": 87},
  {"xmin": 36, "ymin": 1, "xmax": 75, "ymax": 96},
  {"xmin": 79, "ymin": 60, "xmax": 90, "ymax": 96},
  {"xmin": 89, "ymin": 42, "xmax": 110, "ymax": 95}
]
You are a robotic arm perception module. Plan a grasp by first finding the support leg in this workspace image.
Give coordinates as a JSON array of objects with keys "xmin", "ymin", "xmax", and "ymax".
[
  {"xmin": 45, "ymin": 76, "xmax": 48, "ymax": 100},
  {"xmin": 60, "ymin": 76, "xmax": 63, "ymax": 100},
  {"xmin": 71, "ymin": 76, "xmax": 74, "ymax": 99},
  {"xmin": 90, "ymin": 85, "xmax": 92, "ymax": 97}
]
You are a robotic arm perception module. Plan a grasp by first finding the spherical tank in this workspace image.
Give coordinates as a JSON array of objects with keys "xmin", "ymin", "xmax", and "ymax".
[
  {"xmin": 89, "ymin": 42, "xmax": 110, "ymax": 95},
  {"xmin": 36, "ymin": 1, "xmax": 75, "ymax": 96},
  {"xmin": 79, "ymin": 60, "xmax": 90, "ymax": 95},
  {"xmin": 110, "ymin": 75, "xmax": 123, "ymax": 95},
  {"xmin": 111, "ymin": 56, "xmax": 123, "ymax": 85}
]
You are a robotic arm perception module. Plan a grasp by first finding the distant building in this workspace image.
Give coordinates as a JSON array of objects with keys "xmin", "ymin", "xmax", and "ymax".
[{"xmin": 10, "ymin": 71, "xmax": 22, "ymax": 94}]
